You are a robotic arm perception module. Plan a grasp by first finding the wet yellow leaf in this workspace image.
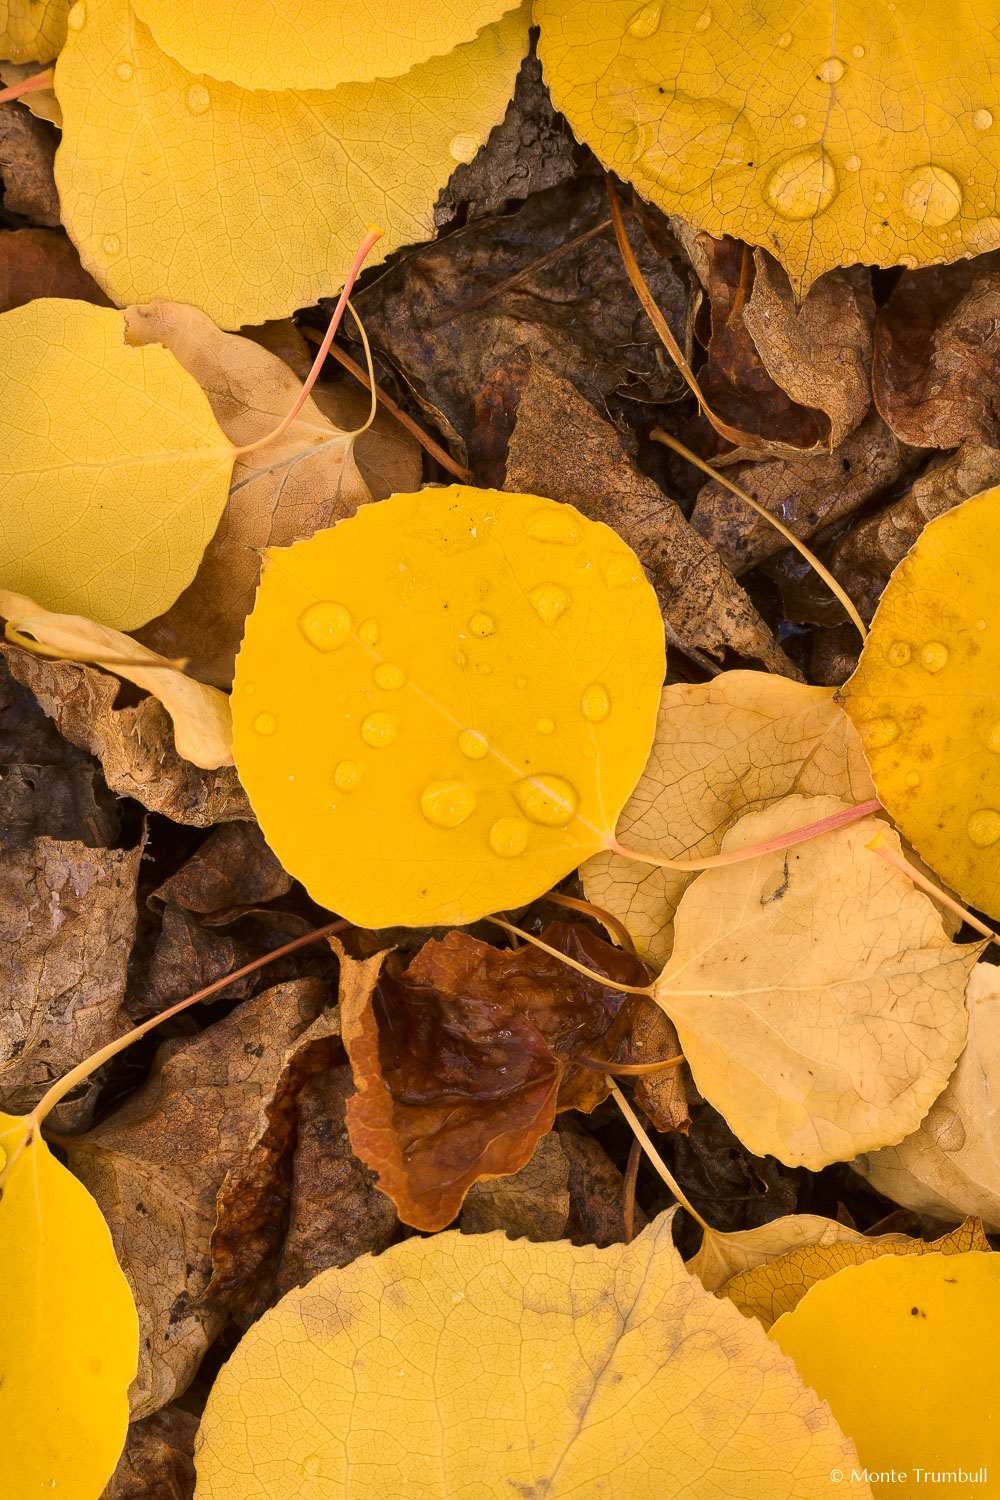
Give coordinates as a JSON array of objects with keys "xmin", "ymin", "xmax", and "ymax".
[
  {"xmin": 0, "ymin": 590, "xmax": 234, "ymax": 769},
  {"xmin": 582, "ymin": 672, "xmax": 873, "ymax": 965},
  {"xmin": 653, "ymin": 795, "xmax": 981, "ymax": 1168},
  {"xmin": 856, "ymin": 963, "xmax": 1000, "ymax": 1230},
  {"xmin": 0, "ymin": 0, "xmax": 67, "ymax": 63},
  {"xmin": 131, "ymin": 0, "xmax": 518, "ymax": 92},
  {"xmin": 0, "ymin": 1112, "xmax": 138, "ymax": 1498},
  {"xmin": 0, "ymin": 299, "xmax": 233, "ymax": 631},
  {"xmin": 840, "ymin": 483, "xmax": 1000, "ymax": 920},
  {"xmin": 721, "ymin": 1220, "xmax": 988, "ymax": 1331},
  {"xmin": 232, "ymin": 486, "xmax": 664, "ymax": 928},
  {"xmin": 771, "ymin": 1251, "xmax": 1000, "ymax": 1497},
  {"xmin": 54, "ymin": 0, "xmax": 529, "ymax": 327},
  {"xmin": 535, "ymin": 0, "xmax": 1000, "ymax": 293},
  {"xmin": 194, "ymin": 1212, "xmax": 864, "ymax": 1499}
]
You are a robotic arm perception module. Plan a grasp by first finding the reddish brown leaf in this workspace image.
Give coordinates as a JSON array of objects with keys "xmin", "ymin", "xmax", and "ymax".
[{"xmin": 0, "ymin": 228, "xmax": 112, "ymax": 313}]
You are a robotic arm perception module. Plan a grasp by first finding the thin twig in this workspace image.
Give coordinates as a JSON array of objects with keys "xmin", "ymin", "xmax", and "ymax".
[
  {"xmin": 608, "ymin": 1081, "xmax": 710, "ymax": 1232},
  {"xmin": 623, "ymin": 1137, "xmax": 641, "ymax": 1243}
]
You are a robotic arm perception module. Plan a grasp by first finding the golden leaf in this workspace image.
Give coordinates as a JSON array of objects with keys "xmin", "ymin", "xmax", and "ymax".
[
  {"xmin": 54, "ymin": 0, "xmax": 530, "ymax": 327},
  {"xmin": 194, "ymin": 1213, "xmax": 865, "ymax": 1499},
  {"xmin": 0, "ymin": 0, "xmax": 67, "ymax": 63},
  {"xmin": 232, "ymin": 486, "xmax": 665, "ymax": 928},
  {"xmin": 840, "ymin": 483, "xmax": 1000, "ymax": 920},
  {"xmin": 687, "ymin": 1213, "xmax": 875, "ymax": 1294},
  {"xmin": 535, "ymin": 0, "xmax": 1000, "ymax": 293}
]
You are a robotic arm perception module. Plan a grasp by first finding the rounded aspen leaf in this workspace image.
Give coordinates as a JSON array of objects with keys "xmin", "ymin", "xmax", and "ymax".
[
  {"xmin": 840, "ymin": 484, "xmax": 1000, "ymax": 920},
  {"xmin": 232, "ymin": 486, "xmax": 665, "ymax": 928},
  {"xmin": 54, "ymin": 0, "xmax": 530, "ymax": 328},
  {"xmin": 131, "ymin": 0, "xmax": 519, "ymax": 92},
  {"xmin": 0, "ymin": 299, "xmax": 233, "ymax": 630},
  {"xmin": 0, "ymin": 1112, "xmax": 138, "ymax": 1498},
  {"xmin": 0, "ymin": 0, "xmax": 68, "ymax": 62},
  {"xmin": 535, "ymin": 0, "xmax": 1000, "ymax": 293},
  {"xmin": 194, "ymin": 1214, "xmax": 862, "ymax": 1499},
  {"xmin": 770, "ymin": 1251, "xmax": 1000, "ymax": 1494}
]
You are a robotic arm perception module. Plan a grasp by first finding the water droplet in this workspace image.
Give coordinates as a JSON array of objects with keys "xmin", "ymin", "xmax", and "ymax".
[
  {"xmin": 791, "ymin": 113, "xmax": 806, "ymax": 130},
  {"xmin": 476, "ymin": 662, "xmax": 493, "ymax": 675},
  {"xmin": 528, "ymin": 583, "xmax": 572, "ymax": 626},
  {"xmin": 459, "ymin": 730, "xmax": 488, "ymax": 759},
  {"xmin": 186, "ymin": 83, "xmax": 210, "ymax": 115},
  {"xmin": 452, "ymin": 1291, "xmax": 465, "ymax": 1303},
  {"xmin": 901, "ymin": 164, "xmax": 962, "ymax": 226},
  {"xmin": 599, "ymin": 550, "xmax": 640, "ymax": 588},
  {"xmin": 525, "ymin": 506, "xmax": 583, "ymax": 544},
  {"xmin": 844, "ymin": 154, "xmax": 861, "ymax": 172},
  {"xmin": 777, "ymin": 29, "xmax": 792, "ymax": 46},
  {"xmin": 987, "ymin": 722, "xmax": 1000, "ymax": 754},
  {"xmin": 582, "ymin": 683, "xmax": 611, "ymax": 722},
  {"xmin": 67, "ymin": 2, "xmax": 85, "ymax": 29},
  {"xmin": 358, "ymin": 618, "xmax": 378, "ymax": 647},
  {"xmin": 627, "ymin": 0, "xmax": 662, "ymax": 37},
  {"xmin": 885, "ymin": 640, "xmax": 911, "ymax": 667},
  {"xmin": 303, "ymin": 1456, "xmax": 322, "ymax": 1478},
  {"xmin": 115, "ymin": 60, "xmax": 133, "ymax": 80},
  {"xmin": 361, "ymin": 712, "xmax": 397, "ymax": 747},
  {"xmin": 374, "ymin": 663, "xmax": 405, "ymax": 690},
  {"xmin": 536, "ymin": 717, "xmax": 555, "ymax": 735},
  {"xmin": 874, "ymin": 190, "xmax": 886, "ymax": 203},
  {"xmin": 905, "ymin": 771, "xmax": 921, "ymax": 789},
  {"xmin": 488, "ymin": 816, "xmax": 529, "ymax": 858},
  {"xmin": 861, "ymin": 716, "xmax": 899, "ymax": 749},
  {"xmin": 334, "ymin": 760, "xmax": 359, "ymax": 791},
  {"xmin": 102, "ymin": 234, "xmax": 120, "ymax": 256},
  {"xmin": 299, "ymin": 601, "xmax": 352, "ymax": 652},
  {"xmin": 973, "ymin": 109, "xmax": 994, "ymax": 131},
  {"xmin": 448, "ymin": 132, "xmax": 480, "ymax": 163},
  {"xmin": 920, "ymin": 641, "xmax": 949, "ymax": 673},
  {"xmin": 514, "ymin": 774, "xmax": 579, "ymax": 828},
  {"xmin": 468, "ymin": 612, "xmax": 494, "ymax": 637},
  {"xmin": 969, "ymin": 809, "xmax": 1000, "ymax": 847},
  {"xmin": 979, "ymin": 619, "xmax": 989, "ymax": 630},
  {"xmin": 421, "ymin": 780, "xmax": 476, "ymax": 828},
  {"xmin": 694, "ymin": 7, "xmax": 712, "ymax": 29},
  {"xmin": 253, "ymin": 712, "xmax": 276, "ymax": 737},
  {"xmin": 851, "ymin": 44, "xmax": 865, "ymax": 58},
  {"xmin": 765, "ymin": 148, "xmax": 838, "ymax": 219},
  {"xmin": 818, "ymin": 57, "xmax": 845, "ymax": 82}
]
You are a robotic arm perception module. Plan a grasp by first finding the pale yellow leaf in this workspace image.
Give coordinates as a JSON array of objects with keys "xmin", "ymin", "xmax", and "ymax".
[{"xmin": 686, "ymin": 1213, "xmax": 873, "ymax": 1294}]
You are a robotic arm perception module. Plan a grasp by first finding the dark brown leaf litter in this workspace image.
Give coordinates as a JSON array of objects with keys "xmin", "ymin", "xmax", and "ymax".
[
  {"xmin": 0, "ymin": 227, "xmax": 112, "ymax": 312},
  {"xmin": 0, "ymin": 100, "xmax": 59, "ymax": 225},
  {"xmin": 100, "ymin": 1406, "xmax": 197, "ymax": 1500}
]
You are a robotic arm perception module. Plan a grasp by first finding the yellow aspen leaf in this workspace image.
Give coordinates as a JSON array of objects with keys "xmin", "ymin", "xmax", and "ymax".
[
  {"xmin": 653, "ymin": 794, "xmax": 982, "ymax": 1168},
  {"xmin": 721, "ymin": 1220, "xmax": 989, "ymax": 1331},
  {"xmin": 0, "ymin": 1112, "xmax": 138, "ymax": 1498},
  {"xmin": 131, "ymin": 0, "xmax": 519, "ymax": 93},
  {"xmin": 856, "ymin": 963, "xmax": 1000, "ymax": 1230},
  {"xmin": 535, "ymin": 0, "xmax": 1000, "ymax": 294},
  {"xmin": 0, "ymin": 0, "xmax": 67, "ymax": 63},
  {"xmin": 582, "ymin": 672, "xmax": 873, "ymax": 965},
  {"xmin": 0, "ymin": 299, "xmax": 233, "ymax": 631},
  {"xmin": 770, "ymin": 1251, "xmax": 1000, "ymax": 1496},
  {"xmin": 0, "ymin": 589, "xmax": 234, "ymax": 769},
  {"xmin": 687, "ymin": 1213, "xmax": 876, "ymax": 1294},
  {"xmin": 194, "ymin": 1213, "xmax": 865, "ymax": 1500},
  {"xmin": 840, "ymin": 483, "xmax": 1000, "ymax": 920},
  {"xmin": 232, "ymin": 486, "xmax": 665, "ymax": 928},
  {"xmin": 54, "ymin": 0, "xmax": 530, "ymax": 328}
]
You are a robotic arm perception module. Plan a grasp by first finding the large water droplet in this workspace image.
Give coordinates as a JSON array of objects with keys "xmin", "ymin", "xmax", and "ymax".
[
  {"xmin": 102, "ymin": 234, "xmax": 121, "ymax": 256},
  {"xmin": 627, "ymin": 0, "xmax": 662, "ymax": 37},
  {"xmin": 514, "ymin": 774, "xmax": 579, "ymax": 827},
  {"xmin": 536, "ymin": 717, "xmax": 555, "ymax": 735},
  {"xmin": 468, "ymin": 612, "xmax": 494, "ymax": 637},
  {"xmin": 777, "ymin": 29, "xmax": 792, "ymax": 46},
  {"xmin": 582, "ymin": 683, "xmax": 611, "ymax": 722},
  {"xmin": 885, "ymin": 640, "xmax": 911, "ymax": 667},
  {"xmin": 361, "ymin": 712, "xmax": 396, "ymax": 747},
  {"xmin": 844, "ymin": 154, "xmax": 861, "ymax": 172},
  {"xmin": 525, "ymin": 506, "xmax": 583, "ymax": 544},
  {"xmin": 334, "ymin": 760, "xmax": 359, "ymax": 791},
  {"xmin": 67, "ymin": 1, "xmax": 86, "ymax": 29},
  {"xmin": 299, "ymin": 601, "xmax": 352, "ymax": 652},
  {"xmin": 791, "ymin": 113, "xmax": 806, "ymax": 130},
  {"xmin": 901, "ymin": 165, "xmax": 962, "ymax": 226},
  {"xmin": 860, "ymin": 716, "xmax": 899, "ymax": 749},
  {"xmin": 115, "ymin": 60, "xmax": 133, "ymax": 80},
  {"xmin": 694, "ymin": 7, "xmax": 712, "ymax": 28},
  {"xmin": 358, "ymin": 618, "xmax": 378, "ymax": 647},
  {"xmin": 920, "ymin": 641, "xmax": 949, "ymax": 673},
  {"xmin": 489, "ymin": 816, "xmax": 529, "ymax": 858},
  {"xmin": 528, "ymin": 583, "xmax": 572, "ymax": 626},
  {"xmin": 905, "ymin": 771, "xmax": 921, "ymax": 789},
  {"xmin": 459, "ymin": 729, "xmax": 488, "ymax": 759},
  {"xmin": 448, "ymin": 132, "xmax": 480, "ymax": 163},
  {"xmin": 186, "ymin": 83, "xmax": 210, "ymax": 115},
  {"xmin": 765, "ymin": 148, "xmax": 838, "ymax": 219},
  {"xmin": 969, "ymin": 809, "xmax": 1000, "ymax": 847},
  {"xmin": 253, "ymin": 712, "xmax": 276, "ymax": 737},
  {"xmin": 374, "ymin": 663, "xmax": 405, "ymax": 690},
  {"xmin": 973, "ymin": 109, "xmax": 994, "ymax": 131},
  {"xmin": 421, "ymin": 780, "xmax": 476, "ymax": 828},
  {"xmin": 817, "ymin": 57, "xmax": 845, "ymax": 82}
]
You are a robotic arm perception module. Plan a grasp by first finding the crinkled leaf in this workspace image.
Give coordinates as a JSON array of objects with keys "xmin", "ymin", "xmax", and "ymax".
[{"xmin": 687, "ymin": 1213, "xmax": 875, "ymax": 1295}]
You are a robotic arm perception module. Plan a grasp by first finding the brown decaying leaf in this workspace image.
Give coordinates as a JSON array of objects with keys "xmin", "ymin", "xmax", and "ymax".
[
  {"xmin": 459, "ymin": 1128, "xmax": 571, "ymax": 1242},
  {"xmin": 873, "ymin": 252, "xmax": 1000, "ymax": 448},
  {"xmin": 65, "ymin": 979, "xmax": 332, "ymax": 1418},
  {"xmin": 1, "ymin": 645, "xmax": 250, "ymax": 826},
  {"xmin": 99, "ymin": 1406, "xmax": 196, "ymax": 1500},
  {"xmin": 125, "ymin": 301, "xmax": 421, "ymax": 689},
  {"xmin": 0, "ymin": 227, "xmax": 111, "ymax": 312},
  {"xmin": 0, "ymin": 834, "xmax": 141, "ymax": 1129},
  {"xmin": 0, "ymin": 98, "xmax": 58, "ymax": 223},
  {"xmin": 338, "ymin": 924, "xmax": 659, "ymax": 1231},
  {"xmin": 502, "ymin": 356, "xmax": 798, "ymax": 676},
  {"xmin": 689, "ymin": 411, "xmax": 910, "ymax": 578}
]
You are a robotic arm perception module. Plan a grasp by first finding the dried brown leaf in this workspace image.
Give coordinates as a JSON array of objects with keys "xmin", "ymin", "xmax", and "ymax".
[
  {"xmin": 0, "ymin": 98, "xmax": 57, "ymax": 223},
  {"xmin": 99, "ymin": 1406, "xmax": 196, "ymax": 1500},
  {"xmin": 0, "ymin": 227, "xmax": 110, "ymax": 312}
]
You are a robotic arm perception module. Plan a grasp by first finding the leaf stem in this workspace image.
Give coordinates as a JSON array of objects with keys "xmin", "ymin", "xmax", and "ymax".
[
  {"xmin": 485, "ymin": 918, "xmax": 653, "ymax": 994},
  {"xmin": 611, "ymin": 796, "xmax": 882, "ymax": 871},
  {"xmin": 866, "ymin": 830, "xmax": 997, "ymax": 942},
  {"xmin": 0, "ymin": 67, "xmax": 53, "ymax": 104},
  {"xmin": 543, "ymin": 890, "xmax": 640, "ymax": 956},
  {"xmin": 608, "ymin": 1080, "xmax": 710, "ymax": 1233}
]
